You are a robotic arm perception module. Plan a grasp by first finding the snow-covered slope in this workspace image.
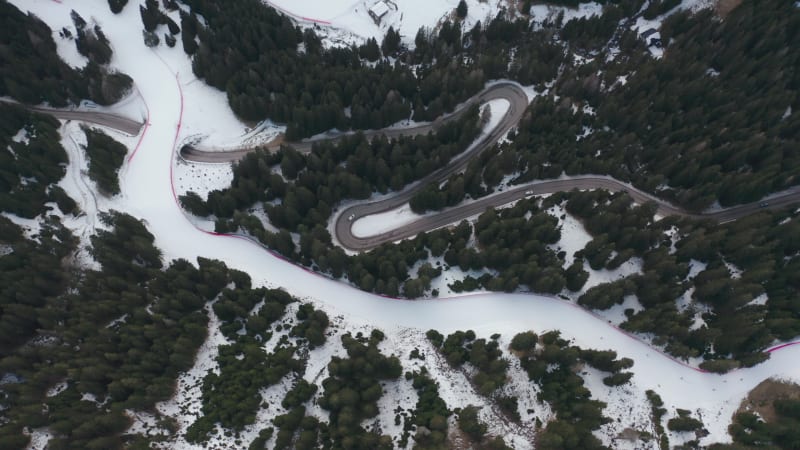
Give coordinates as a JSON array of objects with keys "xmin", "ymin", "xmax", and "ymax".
[
  {"xmin": 11, "ymin": 0, "xmax": 800, "ymax": 448},
  {"xmin": 266, "ymin": 0, "xmax": 508, "ymax": 46}
]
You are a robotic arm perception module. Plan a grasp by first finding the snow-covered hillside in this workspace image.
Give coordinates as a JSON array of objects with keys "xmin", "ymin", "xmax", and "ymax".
[
  {"xmin": 8, "ymin": 0, "xmax": 800, "ymax": 449},
  {"xmin": 266, "ymin": 0, "xmax": 508, "ymax": 46}
]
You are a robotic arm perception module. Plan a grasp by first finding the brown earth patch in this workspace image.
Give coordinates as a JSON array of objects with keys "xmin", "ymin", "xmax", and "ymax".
[
  {"xmin": 737, "ymin": 378, "xmax": 800, "ymax": 423},
  {"xmin": 716, "ymin": 0, "xmax": 743, "ymax": 18},
  {"xmin": 447, "ymin": 422, "xmax": 475, "ymax": 450},
  {"xmin": 263, "ymin": 132, "xmax": 285, "ymax": 150},
  {"xmin": 617, "ymin": 427, "xmax": 645, "ymax": 441}
]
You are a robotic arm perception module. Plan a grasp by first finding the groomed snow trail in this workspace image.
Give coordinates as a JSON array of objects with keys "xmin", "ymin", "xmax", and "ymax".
[{"xmin": 14, "ymin": 0, "xmax": 800, "ymax": 446}]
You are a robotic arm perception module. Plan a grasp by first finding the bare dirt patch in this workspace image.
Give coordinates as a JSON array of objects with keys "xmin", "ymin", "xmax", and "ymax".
[
  {"xmin": 737, "ymin": 378, "xmax": 800, "ymax": 423},
  {"xmin": 716, "ymin": 0, "xmax": 743, "ymax": 18},
  {"xmin": 447, "ymin": 422, "xmax": 474, "ymax": 450},
  {"xmin": 264, "ymin": 132, "xmax": 285, "ymax": 149}
]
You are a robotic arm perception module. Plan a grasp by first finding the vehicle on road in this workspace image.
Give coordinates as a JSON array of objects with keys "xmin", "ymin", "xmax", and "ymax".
[{"xmin": 759, "ymin": 201, "xmax": 769, "ymax": 208}]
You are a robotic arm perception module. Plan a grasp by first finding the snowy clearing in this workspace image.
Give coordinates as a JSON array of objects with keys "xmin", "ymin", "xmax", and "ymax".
[
  {"xmin": 545, "ymin": 203, "xmax": 593, "ymax": 268},
  {"xmin": 268, "ymin": 0, "xmax": 507, "ymax": 47},
  {"xmin": 173, "ymin": 160, "xmax": 234, "ymax": 200},
  {"xmin": 352, "ymin": 203, "xmax": 422, "ymax": 237},
  {"xmin": 529, "ymin": 2, "xmax": 604, "ymax": 25}
]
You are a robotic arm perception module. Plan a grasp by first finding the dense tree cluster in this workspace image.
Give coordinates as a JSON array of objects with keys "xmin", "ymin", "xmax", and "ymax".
[
  {"xmin": 272, "ymin": 391, "xmax": 325, "ymax": 449},
  {"xmin": 0, "ymin": 105, "xmax": 68, "ymax": 218},
  {"xmin": 182, "ymin": 0, "xmax": 412, "ymax": 138},
  {"xmin": 447, "ymin": 199, "xmax": 569, "ymax": 294},
  {"xmin": 214, "ymin": 283, "xmax": 284, "ymax": 336},
  {"xmin": 427, "ymin": 330, "xmax": 510, "ymax": 397},
  {"xmin": 560, "ymin": 4, "xmax": 624, "ymax": 51},
  {"xmin": 563, "ymin": 190, "xmax": 661, "ymax": 270},
  {"xmin": 0, "ymin": 216, "xmax": 76, "ymax": 355},
  {"xmin": 318, "ymin": 330, "xmax": 402, "ymax": 449},
  {"xmin": 138, "ymin": 0, "xmax": 180, "ymax": 49},
  {"xmin": 71, "ymin": 10, "xmax": 113, "ymax": 65},
  {"xmin": 290, "ymin": 303, "xmax": 330, "ymax": 348},
  {"xmin": 456, "ymin": 0, "xmax": 468, "ymax": 19},
  {"xmin": 512, "ymin": 330, "xmax": 634, "ymax": 449},
  {"xmin": 248, "ymin": 428, "xmax": 275, "ymax": 450},
  {"xmin": 179, "ymin": 0, "xmax": 564, "ymax": 139},
  {"xmin": 402, "ymin": 369, "xmax": 451, "ymax": 449},
  {"xmin": 0, "ymin": 1, "xmax": 132, "ymax": 106},
  {"xmin": 488, "ymin": 0, "xmax": 800, "ymax": 211},
  {"xmin": 187, "ymin": 290, "xmax": 329, "ymax": 442},
  {"xmin": 457, "ymin": 405, "xmax": 485, "ymax": 442},
  {"xmin": 713, "ymin": 397, "xmax": 800, "ymax": 449},
  {"xmin": 186, "ymin": 340, "xmax": 303, "ymax": 441},
  {"xmin": 0, "ymin": 210, "xmax": 250, "ymax": 449},
  {"xmin": 667, "ymin": 409, "xmax": 704, "ymax": 433},
  {"xmin": 559, "ymin": 189, "xmax": 800, "ymax": 369},
  {"xmin": 81, "ymin": 127, "xmax": 127, "ymax": 196}
]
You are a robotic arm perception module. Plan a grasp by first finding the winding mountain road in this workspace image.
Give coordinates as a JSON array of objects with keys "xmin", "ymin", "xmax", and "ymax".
[
  {"xmin": 14, "ymin": 84, "xmax": 798, "ymax": 253},
  {"xmin": 177, "ymin": 81, "xmax": 800, "ymax": 252},
  {"xmin": 337, "ymin": 176, "xmax": 800, "ymax": 251},
  {"xmin": 179, "ymin": 82, "xmax": 527, "ymax": 162}
]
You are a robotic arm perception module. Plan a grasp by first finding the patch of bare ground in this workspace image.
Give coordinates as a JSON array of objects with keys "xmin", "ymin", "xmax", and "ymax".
[
  {"xmin": 716, "ymin": 0, "xmax": 743, "ymax": 18},
  {"xmin": 263, "ymin": 133, "xmax": 284, "ymax": 150},
  {"xmin": 617, "ymin": 427, "xmax": 646, "ymax": 442},
  {"xmin": 447, "ymin": 421, "xmax": 476, "ymax": 450},
  {"xmin": 737, "ymin": 378, "xmax": 800, "ymax": 423}
]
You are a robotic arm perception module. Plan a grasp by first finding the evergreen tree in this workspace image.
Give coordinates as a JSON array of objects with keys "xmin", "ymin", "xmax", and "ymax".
[
  {"xmin": 107, "ymin": 0, "xmax": 128, "ymax": 14},
  {"xmin": 381, "ymin": 26, "xmax": 401, "ymax": 56},
  {"xmin": 456, "ymin": 0, "xmax": 468, "ymax": 19},
  {"xmin": 359, "ymin": 37, "xmax": 381, "ymax": 61},
  {"xmin": 139, "ymin": 0, "xmax": 161, "ymax": 32}
]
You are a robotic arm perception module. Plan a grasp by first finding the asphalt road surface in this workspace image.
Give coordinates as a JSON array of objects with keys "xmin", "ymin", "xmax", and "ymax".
[
  {"xmin": 179, "ymin": 82, "xmax": 528, "ymax": 163},
  {"xmin": 1, "ymin": 99, "xmax": 144, "ymax": 136},
  {"xmin": 336, "ymin": 175, "xmax": 800, "ymax": 251}
]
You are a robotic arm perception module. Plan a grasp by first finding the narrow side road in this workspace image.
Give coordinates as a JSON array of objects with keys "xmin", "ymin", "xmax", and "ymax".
[{"xmin": 0, "ymin": 98, "xmax": 145, "ymax": 136}]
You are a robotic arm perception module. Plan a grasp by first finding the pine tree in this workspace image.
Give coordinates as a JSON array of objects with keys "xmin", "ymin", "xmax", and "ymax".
[
  {"xmin": 143, "ymin": 30, "xmax": 160, "ymax": 47},
  {"xmin": 139, "ymin": 1, "xmax": 161, "ymax": 32},
  {"xmin": 107, "ymin": 0, "xmax": 128, "ymax": 14},
  {"xmin": 359, "ymin": 37, "xmax": 381, "ymax": 61},
  {"xmin": 456, "ymin": 0, "xmax": 468, "ymax": 19},
  {"xmin": 381, "ymin": 26, "xmax": 401, "ymax": 56}
]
